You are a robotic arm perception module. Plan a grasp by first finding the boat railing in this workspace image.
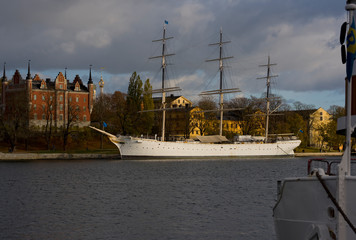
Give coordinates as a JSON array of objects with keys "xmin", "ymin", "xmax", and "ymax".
[{"xmin": 307, "ymin": 158, "xmax": 356, "ymax": 176}]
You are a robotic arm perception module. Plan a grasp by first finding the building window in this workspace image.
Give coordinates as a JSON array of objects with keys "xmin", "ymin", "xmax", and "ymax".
[
  {"xmin": 320, "ymin": 112, "xmax": 323, "ymax": 115},
  {"xmin": 34, "ymin": 95, "xmax": 37, "ymax": 100},
  {"xmin": 60, "ymin": 114, "xmax": 63, "ymax": 121},
  {"xmin": 60, "ymin": 84, "xmax": 63, "ymax": 89},
  {"xmin": 76, "ymin": 97, "xmax": 79, "ymax": 102},
  {"xmin": 83, "ymin": 115, "xmax": 87, "ymax": 121},
  {"xmin": 42, "ymin": 105, "xmax": 45, "ymax": 111},
  {"xmin": 84, "ymin": 97, "xmax": 86, "ymax": 103},
  {"xmin": 42, "ymin": 114, "xmax": 45, "ymax": 120},
  {"xmin": 60, "ymin": 104, "xmax": 63, "ymax": 111},
  {"xmin": 50, "ymin": 96, "xmax": 53, "ymax": 101},
  {"xmin": 33, "ymin": 104, "xmax": 37, "ymax": 110},
  {"xmin": 60, "ymin": 96, "xmax": 63, "ymax": 102},
  {"xmin": 320, "ymin": 117, "xmax": 323, "ymax": 121},
  {"xmin": 69, "ymin": 97, "xmax": 72, "ymax": 102},
  {"xmin": 42, "ymin": 95, "xmax": 45, "ymax": 101},
  {"xmin": 50, "ymin": 106, "xmax": 53, "ymax": 111},
  {"xmin": 34, "ymin": 113, "xmax": 37, "ymax": 120},
  {"xmin": 83, "ymin": 106, "xmax": 86, "ymax": 111}
]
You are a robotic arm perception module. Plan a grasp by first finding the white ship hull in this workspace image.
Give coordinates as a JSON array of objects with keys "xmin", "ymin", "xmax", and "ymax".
[
  {"xmin": 274, "ymin": 175, "xmax": 356, "ymax": 239},
  {"xmin": 111, "ymin": 136, "xmax": 301, "ymax": 158}
]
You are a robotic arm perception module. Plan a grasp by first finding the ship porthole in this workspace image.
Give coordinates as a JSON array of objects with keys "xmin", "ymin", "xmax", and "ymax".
[{"xmin": 327, "ymin": 206, "xmax": 335, "ymax": 219}]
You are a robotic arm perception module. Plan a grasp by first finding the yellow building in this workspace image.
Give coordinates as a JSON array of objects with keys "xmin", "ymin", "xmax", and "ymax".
[
  {"xmin": 152, "ymin": 95, "xmax": 242, "ymax": 140},
  {"xmin": 153, "ymin": 95, "xmax": 194, "ymax": 140},
  {"xmin": 309, "ymin": 107, "xmax": 332, "ymax": 148}
]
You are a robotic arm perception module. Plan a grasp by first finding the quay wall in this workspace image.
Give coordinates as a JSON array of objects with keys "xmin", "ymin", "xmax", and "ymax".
[
  {"xmin": 0, "ymin": 152, "xmax": 121, "ymax": 161},
  {"xmin": 0, "ymin": 152, "xmax": 343, "ymax": 160},
  {"xmin": 294, "ymin": 152, "xmax": 343, "ymax": 157}
]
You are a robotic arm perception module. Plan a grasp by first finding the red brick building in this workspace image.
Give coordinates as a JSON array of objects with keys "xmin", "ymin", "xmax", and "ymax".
[{"xmin": 1, "ymin": 62, "xmax": 95, "ymax": 128}]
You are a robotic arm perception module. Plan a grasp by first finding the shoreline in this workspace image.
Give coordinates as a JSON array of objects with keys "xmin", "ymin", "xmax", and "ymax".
[
  {"xmin": 0, "ymin": 152, "xmax": 121, "ymax": 161},
  {"xmin": 294, "ymin": 152, "xmax": 343, "ymax": 157},
  {"xmin": 0, "ymin": 151, "xmax": 343, "ymax": 161}
]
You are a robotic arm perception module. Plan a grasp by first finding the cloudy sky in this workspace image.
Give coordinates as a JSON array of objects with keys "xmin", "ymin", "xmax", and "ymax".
[{"xmin": 0, "ymin": 0, "xmax": 348, "ymax": 110}]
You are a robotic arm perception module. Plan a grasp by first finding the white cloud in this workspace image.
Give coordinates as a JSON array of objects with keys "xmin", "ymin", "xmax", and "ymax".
[
  {"xmin": 174, "ymin": 2, "xmax": 215, "ymax": 35},
  {"xmin": 60, "ymin": 42, "xmax": 76, "ymax": 54},
  {"xmin": 75, "ymin": 29, "xmax": 112, "ymax": 48},
  {"xmin": 257, "ymin": 16, "xmax": 344, "ymax": 92}
]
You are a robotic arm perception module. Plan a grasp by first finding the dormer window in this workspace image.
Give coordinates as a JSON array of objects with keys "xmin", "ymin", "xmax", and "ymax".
[
  {"xmin": 75, "ymin": 82, "xmax": 80, "ymax": 91},
  {"xmin": 40, "ymin": 80, "xmax": 46, "ymax": 89}
]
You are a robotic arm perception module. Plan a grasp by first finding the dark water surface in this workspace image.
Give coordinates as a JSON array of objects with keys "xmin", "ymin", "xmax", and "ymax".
[{"xmin": 0, "ymin": 157, "xmax": 309, "ymax": 240}]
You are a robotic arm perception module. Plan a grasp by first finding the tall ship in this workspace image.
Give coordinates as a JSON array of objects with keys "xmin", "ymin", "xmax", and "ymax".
[
  {"xmin": 273, "ymin": 2, "xmax": 356, "ymax": 239},
  {"xmin": 90, "ymin": 23, "xmax": 301, "ymax": 158}
]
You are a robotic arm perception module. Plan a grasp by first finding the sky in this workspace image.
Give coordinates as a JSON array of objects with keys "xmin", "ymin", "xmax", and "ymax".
[{"xmin": 0, "ymin": 0, "xmax": 349, "ymax": 111}]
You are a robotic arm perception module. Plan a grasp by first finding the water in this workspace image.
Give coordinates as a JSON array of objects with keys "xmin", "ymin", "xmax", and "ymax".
[{"xmin": 0, "ymin": 157, "xmax": 309, "ymax": 240}]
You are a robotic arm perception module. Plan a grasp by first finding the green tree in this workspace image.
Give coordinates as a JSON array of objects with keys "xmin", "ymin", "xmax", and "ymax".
[
  {"xmin": 141, "ymin": 79, "xmax": 154, "ymax": 135},
  {"xmin": 126, "ymin": 72, "xmax": 143, "ymax": 135}
]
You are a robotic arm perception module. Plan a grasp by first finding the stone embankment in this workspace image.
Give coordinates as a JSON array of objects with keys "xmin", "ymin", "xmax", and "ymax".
[
  {"xmin": 0, "ymin": 152, "xmax": 121, "ymax": 161},
  {"xmin": 295, "ymin": 152, "xmax": 343, "ymax": 157}
]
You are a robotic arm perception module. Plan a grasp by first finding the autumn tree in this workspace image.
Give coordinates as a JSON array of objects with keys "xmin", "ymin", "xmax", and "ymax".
[
  {"xmin": 293, "ymin": 101, "xmax": 316, "ymax": 146},
  {"xmin": 227, "ymin": 96, "xmax": 265, "ymax": 135},
  {"xmin": 196, "ymin": 96, "xmax": 217, "ymax": 135},
  {"xmin": 91, "ymin": 93, "xmax": 112, "ymax": 148},
  {"xmin": 110, "ymin": 91, "xmax": 128, "ymax": 135},
  {"xmin": 0, "ymin": 90, "xmax": 29, "ymax": 152},
  {"xmin": 325, "ymin": 105, "xmax": 345, "ymax": 150}
]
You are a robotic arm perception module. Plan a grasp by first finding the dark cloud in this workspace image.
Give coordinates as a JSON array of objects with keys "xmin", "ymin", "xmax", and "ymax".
[{"xmin": 0, "ymin": 0, "xmax": 348, "ymax": 108}]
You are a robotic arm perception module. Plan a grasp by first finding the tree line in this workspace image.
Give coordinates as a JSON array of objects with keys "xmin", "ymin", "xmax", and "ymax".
[
  {"xmin": 92, "ymin": 72, "xmax": 346, "ymax": 151},
  {"xmin": 0, "ymin": 71, "xmax": 346, "ymax": 152}
]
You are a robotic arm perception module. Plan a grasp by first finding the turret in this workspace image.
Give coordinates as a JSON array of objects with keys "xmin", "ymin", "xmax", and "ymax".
[
  {"xmin": 1, "ymin": 62, "xmax": 7, "ymax": 112},
  {"xmin": 87, "ymin": 65, "xmax": 94, "ymax": 113},
  {"xmin": 98, "ymin": 74, "xmax": 104, "ymax": 97},
  {"xmin": 2, "ymin": 62, "xmax": 7, "ymax": 83},
  {"xmin": 26, "ymin": 60, "xmax": 33, "ymax": 90}
]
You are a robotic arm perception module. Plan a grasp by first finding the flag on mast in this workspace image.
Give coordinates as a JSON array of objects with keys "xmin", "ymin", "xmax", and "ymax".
[
  {"xmin": 164, "ymin": 20, "xmax": 168, "ymax": 25},
  {"xmin": 347, "ymin": 17, "xmax": 356, "ymax": 81}
]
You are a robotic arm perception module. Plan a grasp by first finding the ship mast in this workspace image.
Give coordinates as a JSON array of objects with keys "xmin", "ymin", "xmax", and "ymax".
[
  {"xmin": 202, "ymin": 28, "xmax": 240, "ymax": 136},
  {"xmin": 337, "ymin": 1, "xmax": 356, "ymax": 238},
  {"xmin": 258, "ymin": 56, "xmax": 278, "ymax": 143},
  {"xmin": 149, "ymin": 21, "xmax": 180, "ymax": 141}
]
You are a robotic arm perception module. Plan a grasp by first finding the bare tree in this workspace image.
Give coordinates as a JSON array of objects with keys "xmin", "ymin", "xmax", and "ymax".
[
  {"xmin": 40, "ymin": 93, "xmax": 56, "ymax": 150},
  {"xmin": 0, "ymin": 90, "xmax": 29, "ymax": 152},
  {"xmin": 62, "ymin": 101, "xmax": 80, "ymax": 151}
]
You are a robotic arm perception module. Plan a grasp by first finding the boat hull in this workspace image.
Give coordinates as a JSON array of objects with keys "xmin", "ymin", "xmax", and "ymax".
[
  {"xmin": 273, "ymin": 176, "xmax": 356, "ymax": 240},
  {"xmin": 110, "ymin": 137, "xmax": 301, "ymax": 158}
]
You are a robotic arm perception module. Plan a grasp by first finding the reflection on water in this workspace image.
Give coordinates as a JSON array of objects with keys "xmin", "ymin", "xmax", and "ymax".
[{"xmin": 0, "ymin": 158, "xmax": 309, "ymax": 240}]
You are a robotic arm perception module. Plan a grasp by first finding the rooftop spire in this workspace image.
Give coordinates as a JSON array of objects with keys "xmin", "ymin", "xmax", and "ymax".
[
  {"xmin": 2, "ymin": 62, "xmax": 7, "ymax": 82},
  {"xmin": 88, "ymin": 64, "xmax": 93, "ymax": 84},
  {"xmin": 26, "ymin": 60, "xmax": 32, "ymax": 80}
]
